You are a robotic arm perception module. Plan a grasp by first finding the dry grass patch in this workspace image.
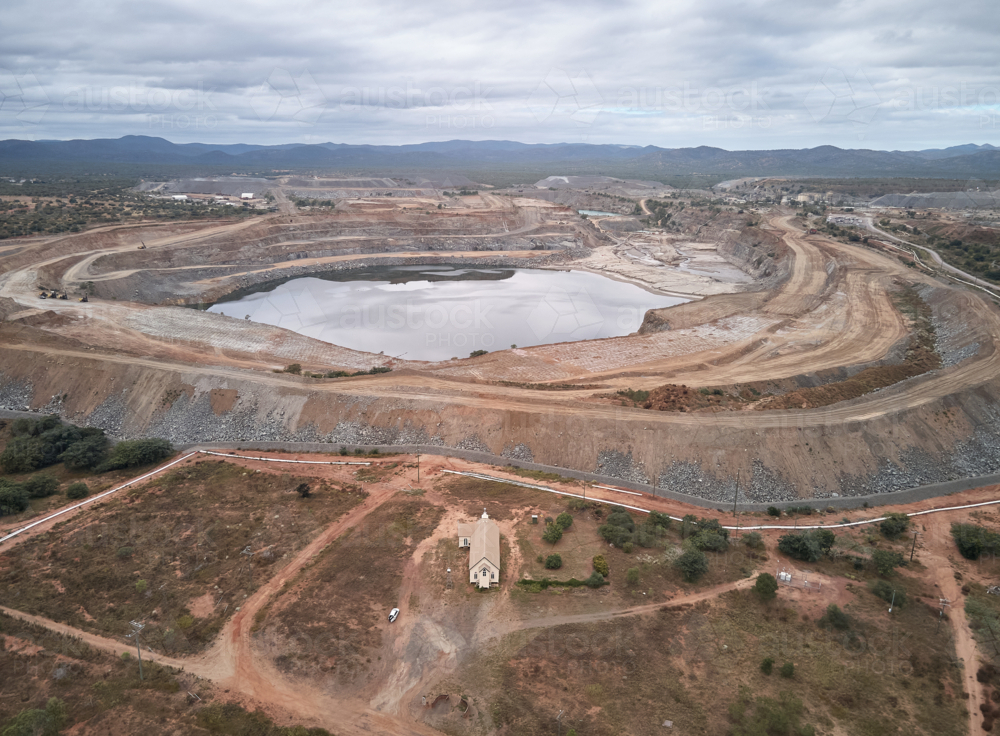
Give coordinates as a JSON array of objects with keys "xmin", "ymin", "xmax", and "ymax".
[
  {"xmin": 0, "ymin": 459, "xmax": 364, "ymax": 654},
  {"xmin": 257, "ymin": 495, "xmax": 444, "ymax": 685}
]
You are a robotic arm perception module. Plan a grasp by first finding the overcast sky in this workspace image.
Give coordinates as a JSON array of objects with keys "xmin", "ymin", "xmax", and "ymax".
[{"xmin": 1, "ymin": 0, "xmax": 998, "ymax": 150}]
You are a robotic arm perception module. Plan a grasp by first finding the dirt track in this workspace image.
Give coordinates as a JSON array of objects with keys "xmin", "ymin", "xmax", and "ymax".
[{"xmin": 2, "ymin": 451, "xmax": 996, "ymax": 736}]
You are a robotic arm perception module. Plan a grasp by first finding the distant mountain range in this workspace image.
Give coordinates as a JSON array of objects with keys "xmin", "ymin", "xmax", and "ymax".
[{"xmin": 1, "ymin": 136, "xmax": 998, "ymax": 179}]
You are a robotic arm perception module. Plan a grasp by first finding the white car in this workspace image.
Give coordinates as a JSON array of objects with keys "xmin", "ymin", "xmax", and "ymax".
[{"xmin": 388, "ymin": 608, "xmax": 400, "ymax": 623}]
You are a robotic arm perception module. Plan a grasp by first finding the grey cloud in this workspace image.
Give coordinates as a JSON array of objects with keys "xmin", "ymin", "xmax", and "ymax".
[{"xmin": 0, "ymin": 0, "xmax": 997, "ymax": 148}]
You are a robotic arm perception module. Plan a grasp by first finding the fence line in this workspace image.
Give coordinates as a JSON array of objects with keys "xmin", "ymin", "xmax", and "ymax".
[{"xmin": 441, "ymin": 468, "xmax": 1000, "ymax": 532}]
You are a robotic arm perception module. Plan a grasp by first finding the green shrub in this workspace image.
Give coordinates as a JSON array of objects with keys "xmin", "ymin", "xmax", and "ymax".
[
  {"xmin": 818, "ymin": 604, "xmax": 851, "ymax": 631},
  {"xmin": 23, "ymin": 473, "xmax": 59, "ymax": 498},
  {"xmin": 542, "ymin": 523, "xmax": 563, "ymax": 544},
  {"xmin": 778, "ymin": 529, "xmax": 836, "ymax": 562},
  {"xmin": 61, "ymin": 432, "xmax": 109, "ymax": 469},
  {"xmin": 779, "ymin": 662, "xmax": 795, "ymax": 678},
  {"xmin": 872, "ymin": 548, "xmax": 905, "ymax": 576},
  {"xmin": 0, "ymin": 436, "xmax": 45, "ymax": 473},
  {"xmin": 754, "ymin": 572, "xmax": 778, "ymax": 601},
  {"xmin": 1, "ymin": 416, "xmax": 109, "ymax": 473},
  {"xmin": 951, "ymin": 522, "xmax": 1000, "ymax": 560},
  {"xmin": 766, "ymin": 506, "xmax": 781, "ymax": 517},
  {"xmin": 544, "ymin": 554, "xmax": 562, "ymax": 570},
  {"xmin": 116, "ymin": 546, "xmax": 134, "ymax": 558},
  {"xmin": 135, "ymin": 579, "xmax": 148, "ymax": 594},
  {"xmin": 869, "ymin": 579, "xmax": 905, "ymax": 608},
  {"xmin": 1, "ymin": 697, "xmax": 66, "ymax": 736},
  {"xmin": 648, "ymin": 511, "xmax": 672, "ymax": 530},
  {"xmin": 760, "ymin": 657, "xmax": 774, "ymax": 675},
  {"xmin": 283, "ymin": 363, "xmax": 302, "ymax": 374},
  {"xmin": 593, "ymin": 555, "xmax": 609, "ymax": 577},
  {"xmin": 0, "ymin": 480, "xmax": 29, "ymax": 516},
  {"xmin": 880, "ymin": 512, "xmax": 911, "ymax": 540},
  {"xmin": 674, "ymin": 548, "xmax": 709, "ymax": 582},
  {"xmin": 98, "ymin": 438, "xmax": 174, "ymax": 471},
  {"xmin": 727, "ymin": 688, "xmax": 814, "ymax": 736},
  {"xmin": 606, "ymin": 509, "xmax": 635, "ymax": 531},
  {"xmin": 66, "ymin": 482, "xmax": 89, "ymax": 500},
  {"xmin": 690, "ymin": 529, "xmax": 728, "ymax": 552},
  {"xmin": 555, "ymin": 512, "xmax": 574, "ymax": 530},
  {"xmin": 515, "ymin": 575, "xmax": 608, "ymax": 591},
  {"xmin": 625, "ymin": 567, "xmax": 640, "ymax": 586},
  {"xmin": 622, "ymin": 541, "xmax": 634, "ymax": 554},
  {"xmin": 598, "ymin": 522, "xmax": 632, "ymax": 547},
  {"xmin": 743, "ymin": 531, "xmax": 764, "ymax": 550}
]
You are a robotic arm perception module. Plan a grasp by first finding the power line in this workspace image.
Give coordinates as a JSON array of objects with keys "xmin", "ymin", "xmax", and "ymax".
[{"xmin": 126, "ymin": 620, "xmax": 145, "ymax": 681}]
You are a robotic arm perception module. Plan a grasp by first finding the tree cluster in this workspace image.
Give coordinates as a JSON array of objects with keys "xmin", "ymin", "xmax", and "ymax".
[
  {"xmin": 951, "ymin": 522, "xmax": 1000, "ymax": 560},
  {"xmin": 598, "ymin": 509, "xmax": 671, "ymax": 548},
  {"xmin": 777, "ymin": 529, "xmax": 836, "ymax": 562},
  {"xmin": 0, "ymin": 415, "xmax": 108, "ymax": 473}
]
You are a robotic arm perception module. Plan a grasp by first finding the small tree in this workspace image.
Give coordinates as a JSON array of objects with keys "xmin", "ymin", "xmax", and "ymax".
[
  {"xmin": 760, "ymin": 657, "xmax": 774, "ymax": 675},
  {"xmin": 1, "ymin": 697, "xmax": 67, "ymax": 736},
  {"xmin": 880, "ymin": 512, "xmax": 910, "ymax": 540},
  {"xmin": 593, "ymin": 555, "xmax": 609, "ymax": 577},
  {"xmin": 99, "ymin": 438, "xmax": 173, "ymax": 471},
  {"xmin": 66, "ymin": 482, "xmax": 89, "ymax": 500},
  {"xmin": 754, "ymin": 572, "xmax": 778, "ymax": 601},
  {"xmin": 585, "ymin": 571, "xmax": 605, "ymax": 588},
  {"xmin": 542, "ymin": 523, "xmax": 563, "ymax": 545},
  {"xmin": 818, "ymin": 604, "xmax": 851, "ymax": 631},
  {"xmin": 872, "ymin": 548, "xmax": 904, "ymax": 576},
  {"xmin": 743, "ymin": 531, "xmax": 764, "ymax": 550},
  {"xmin": 625, "ymin": 567, "xmax": 640, "ymax": 586},
  {"xmin": 545, "ymin": 554, "xmax": 562, "ymax": 570},
  {"xmin": 869, "ymin": 579, "xmax": 905, "ymax": 608},
  {"xmin": 674, "ymin": 548, "xmax": 709, "ymax": 582},
  {"xmin": 23, "ymin": 474, "xmax": 59, "ymax": 499},
  {"xmin": 555, "ymin": 512, "xmax": 574, "ymax": 530},
  {"xmin": 0, "ymin": 481, "xmax": 30, "ymax": 516},
  {"xmin": 780, "ymin": 662, "xmax": 795, "ymax": 678}
]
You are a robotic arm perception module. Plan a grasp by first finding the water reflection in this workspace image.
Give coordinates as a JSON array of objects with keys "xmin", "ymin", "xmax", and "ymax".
[{"xmin": 209, "ymin": 267, "xmax": 686, "ymax": 361}]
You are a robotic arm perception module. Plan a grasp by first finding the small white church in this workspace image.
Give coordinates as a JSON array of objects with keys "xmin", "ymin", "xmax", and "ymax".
[{"xmin": 457, "ymin": 509, "xmax": 500, "ymax": 588}]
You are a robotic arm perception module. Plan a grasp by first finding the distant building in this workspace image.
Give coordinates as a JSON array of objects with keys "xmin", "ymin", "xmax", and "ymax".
[
  {"xmin": 827, "ymin": 214, "xmax": 863, "ymax": 226},
  {"xmin": 458, "ymin": 509, "xmax": 500, "ymax": 588},
  {"xmin": 241, "ymin": 193, "xmax": 254, "ymax": 200},
  {"xmin": 171, "ymin": 194, "xmax": 188, "ymax": 201}
]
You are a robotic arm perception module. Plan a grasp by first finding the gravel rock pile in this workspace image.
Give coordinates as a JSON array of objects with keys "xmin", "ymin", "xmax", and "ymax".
[
  {"xmin": 456, "ymin": 435, "xmax": 492, "ymax": 453},
  {"xmin": 919, "ymin": 283, "xmax": 982, "ymax": 367},
  {"xmin": 596, "ymin": 449, "xmax": 649, "ymax": 484},
  {"xmin": 501, "ymin": 443, "xmax": 534, "ymax": 462},
  {"xmin": 656, "ymin": 460, "xmax": 797, "ymax": 504},
  {"xmin": 0, "ymin": 379, "xmax": 32, "ymax": 411}
]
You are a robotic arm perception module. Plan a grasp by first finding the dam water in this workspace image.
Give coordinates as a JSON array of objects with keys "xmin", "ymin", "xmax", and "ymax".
[{"xmin": 208, "ymin": 266, "xmax": 686, "ymax": 361}]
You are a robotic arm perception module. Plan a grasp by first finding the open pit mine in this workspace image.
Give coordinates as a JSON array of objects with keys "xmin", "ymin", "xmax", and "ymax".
[{"xmin": 2, "ymin": 176, "xmax": 999, "ymax": 506}]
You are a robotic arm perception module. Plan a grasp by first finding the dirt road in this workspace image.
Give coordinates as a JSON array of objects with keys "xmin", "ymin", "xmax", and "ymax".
[{"xmin": 2, "ymin": 451, "xmax": 997, "ymax": 735}]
